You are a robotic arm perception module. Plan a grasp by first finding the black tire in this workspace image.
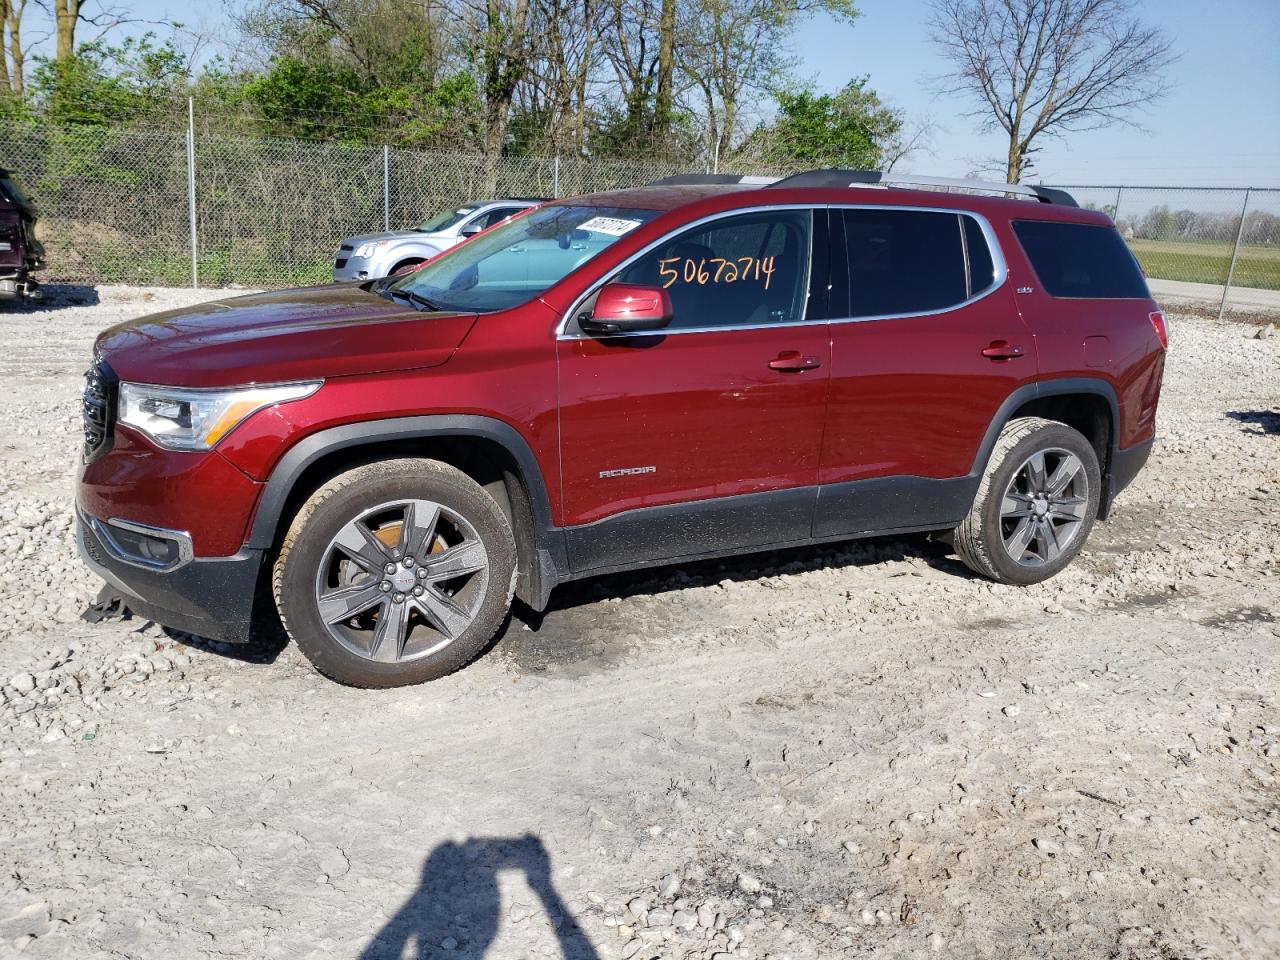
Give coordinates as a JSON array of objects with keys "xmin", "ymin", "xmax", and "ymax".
[
  {"xmin": 952, "ymin": 417, "xmax": 1101, "ymax": 585},
  {"xmin": 273, "ymin": 458, "xmax": 516, "ymax": 687}
]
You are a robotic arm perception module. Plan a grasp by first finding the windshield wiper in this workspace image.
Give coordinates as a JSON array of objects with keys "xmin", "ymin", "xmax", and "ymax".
[{"xmin": 386, "ymin": 288, "xmax": 441, "ymax": 312}]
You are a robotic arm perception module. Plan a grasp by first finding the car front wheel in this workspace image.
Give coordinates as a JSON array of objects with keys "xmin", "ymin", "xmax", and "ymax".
[
  {"xmin": 952, "ymin": 416, "xmax": 1101, "ymax": 585},
  {"xmin": 273, "ymin": 459, "xmax": 516, "ymax": 687}
]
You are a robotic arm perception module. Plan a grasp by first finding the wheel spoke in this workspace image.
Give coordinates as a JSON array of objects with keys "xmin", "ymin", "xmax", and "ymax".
[
  {"xmin": 1001, "ymin": 492, "xmax": 1036, "ymax": 518},
  {"xmin": 332, "ymin": 522, "xmax": 393, "ymax": 572},
  {"xmin": 422, "ymin": 540, "xmax": 487, "ymax": 581},
  {"xmin": 317, "ymin": 581, "xmax": 384, "ymax": 624},
  {"xmin": 415, "ymin": 589, "xmax": 472, "ymax": 640},
  {"xmin": 1051, "ymin": 495, "xmax": 1089, "ymax": 521},
  {"xmin": 369, "ymin": 598, "xmax": 410, "ymax": 662},
  {"xmin": 1041, "ymin": 518, "xmax": 1062, "ymax": 561},
  {"xmin": 1025, "ymin": 452, "xmax": 1048, "ymax": 493},
  {"xmin": 399, "ymin": 500, "xmax": 440, "ymax": 559},
  {"xmin": 1004, "ymin": 517, "xmax": 1036, "ymax": 560},
  {"xmin": 1046, "ymin": 454, "xmax": 1082, "ymax": 497}
]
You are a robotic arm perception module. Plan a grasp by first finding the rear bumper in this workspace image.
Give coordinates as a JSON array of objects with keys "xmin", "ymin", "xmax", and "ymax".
[
  {"xmin": 1104, "ymin": 437, "xmax": 1153, "ymax": 516},
  {"xmin": 77, "ymin": 511, "xmax": 263, "ymax": 642}
]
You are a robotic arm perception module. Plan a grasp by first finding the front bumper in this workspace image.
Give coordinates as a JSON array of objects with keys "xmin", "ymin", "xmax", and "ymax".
[
  {"xmin": 332, "ymin": 253, "xmax": 377, "ymax": 282},
  {"xmin": 77, "ymin": 511, "xmax": 263, "ymax": 642}
]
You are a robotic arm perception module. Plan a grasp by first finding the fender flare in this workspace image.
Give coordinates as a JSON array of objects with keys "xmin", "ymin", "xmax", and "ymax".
[
  {"xmin": 968, "ymin": 376, "xmax": 1122, "ymax": 507},
  {"xmin": 376, "ymin": 241, "xmax": 445, "ymax": 274},
  {"xmin": 246, "ymin": 412, "xmax": 561, "ymax": 542}
]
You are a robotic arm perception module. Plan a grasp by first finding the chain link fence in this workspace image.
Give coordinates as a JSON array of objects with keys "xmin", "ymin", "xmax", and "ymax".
[
  {"xmin": 1, "ymin": 122, "xmax": 699, "ymax": 289},
  {"xmin": 1054, "ymin": 185, "xmax": 1280, "ymax": 315},
  {"xmin": 3, "ymin": 121, "xmax": 1277, "ymax": 314}
]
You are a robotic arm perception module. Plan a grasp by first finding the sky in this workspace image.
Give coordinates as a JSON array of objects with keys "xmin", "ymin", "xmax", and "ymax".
[
  {"xmin": 789, "ymin": 0, "xmax": 1280, "ymax": 188},
  {"xmin": 28, "ymin": 0, "xmax": 1280, "ymax": 188}
]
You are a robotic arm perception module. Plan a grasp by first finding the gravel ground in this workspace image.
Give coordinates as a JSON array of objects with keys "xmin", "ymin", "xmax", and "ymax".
[{"xmin": 0, "ymin": 285, "xmax": 1277, "ymax": 960}]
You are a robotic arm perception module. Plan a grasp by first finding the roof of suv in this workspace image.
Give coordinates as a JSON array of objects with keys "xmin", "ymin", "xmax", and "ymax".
[{"xmin": 556, "ymin": 170, "xmax": 1108, "ymax": 227}]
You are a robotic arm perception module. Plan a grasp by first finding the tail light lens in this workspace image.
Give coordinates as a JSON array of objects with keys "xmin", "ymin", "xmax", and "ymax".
[{"xmin": 1149, "ymin": 310, "xmax": 1168, "ymax": 349}]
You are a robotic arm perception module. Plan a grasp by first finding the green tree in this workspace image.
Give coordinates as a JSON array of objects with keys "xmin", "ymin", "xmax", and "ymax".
[
  {"xmin": 746, "ymin": 77, "xmax": 901, "ymax": 169},
  {"xmin": 28, "ymin": 34, "xmax": 192, "ymax": 127}
]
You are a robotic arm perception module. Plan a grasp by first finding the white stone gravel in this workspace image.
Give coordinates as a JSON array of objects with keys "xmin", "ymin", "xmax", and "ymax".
[{"xmin": 0, "ymin": 285, "xmax": 1277, "ymax": 959}]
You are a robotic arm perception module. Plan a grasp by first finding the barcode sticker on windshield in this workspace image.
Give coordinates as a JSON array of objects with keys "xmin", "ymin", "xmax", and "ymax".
[{"xmin": 578, "ymin": 216, "xmax": 643, "ymax": 237}]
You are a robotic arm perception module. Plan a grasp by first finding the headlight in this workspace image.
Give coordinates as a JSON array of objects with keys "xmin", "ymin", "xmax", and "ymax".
[
  {"xmin": 353, "ymin": 241, "xmax": 386, "ymax": 258},
  {"xmin": 118, "ymin": 381, "xmax": 322, "ymax": 450}
]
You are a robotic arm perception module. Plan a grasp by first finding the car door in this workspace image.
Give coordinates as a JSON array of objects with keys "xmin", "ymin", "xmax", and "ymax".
[
  {"xmin": 556, "ymin": 207, "xmax": 832, "ymax": 573},
  {"xmin": 814, "ymin": 206, "xmax": 1038, "ymax": 537}
]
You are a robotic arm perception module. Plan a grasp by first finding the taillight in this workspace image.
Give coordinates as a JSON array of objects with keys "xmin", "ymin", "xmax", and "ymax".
[{"xmin": 1149, "ymin": 310, "xmax": 1168, "ymax": 349}]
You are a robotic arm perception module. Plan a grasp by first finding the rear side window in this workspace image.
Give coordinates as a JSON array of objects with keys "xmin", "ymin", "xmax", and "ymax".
[
  {"xmin": 841, "ymin": 209, "xmax": 971, "ymax": 317},
  {"xmin": 1013, "ymin": 220, "xmax": 1148, "ymax": 299},
  {"xmin": 617, "ymin": 210, "xmax": 812, "ymax": 330},
  {"xmin": 964, "ymin": 216, "xmax": 994, "ymax": 293},
  {"xmin": 479, "ymin": 206, "xmax": 522, "ymax": 228}
]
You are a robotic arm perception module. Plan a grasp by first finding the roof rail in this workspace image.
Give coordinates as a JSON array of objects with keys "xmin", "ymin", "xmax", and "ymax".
[
  {"xmin": 766, "ymin": 169, "xmax": 1078, "ymax": 207},
  {"xmin": 646, "ymin": 174, "xmax": 780, "ymax": 187}
]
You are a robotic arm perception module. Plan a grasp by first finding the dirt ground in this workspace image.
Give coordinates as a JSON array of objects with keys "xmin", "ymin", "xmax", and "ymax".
[{"xmin": 0, "ymin": 285, "xmax": 1277, "ymax": 960}]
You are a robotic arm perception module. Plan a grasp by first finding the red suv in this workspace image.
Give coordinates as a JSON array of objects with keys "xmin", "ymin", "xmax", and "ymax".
[{"xmin": 77, "ymin": 170, "xmax": 1166, "ymax": 687}]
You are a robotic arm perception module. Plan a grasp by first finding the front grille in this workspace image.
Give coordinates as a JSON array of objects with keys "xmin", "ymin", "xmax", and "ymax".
[
  {"xmin": 334, "ymin": 257, "xmax": 348, "ymax": 269},
  {"xmin": 339, "ymin": 244, "xmax": 353, "ymax": 252},
  {"xmin": 82, "ymin": 355, "xmax": 117, "ymax": 462}
]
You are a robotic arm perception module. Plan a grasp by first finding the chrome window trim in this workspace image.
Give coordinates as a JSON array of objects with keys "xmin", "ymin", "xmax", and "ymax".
[
  {"xmin": 556, "ymin": 203, "xmax": 1007, "ymax": 339},
  {"xmin": 89, "ymin": 514, "xmax": 195, "ymax": 571},
  {"xmin": 556, "ymin": 203, "xmax": 819, "ymax": 339}
]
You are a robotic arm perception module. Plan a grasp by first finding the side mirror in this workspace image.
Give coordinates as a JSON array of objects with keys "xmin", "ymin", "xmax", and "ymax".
[
  {"xmin": 459, "ymin": 221, "xmax": 484, "ymax": 237},
  {"xmin": 580, "ymin": 283, "xmax": 673, "ymax": 335}
]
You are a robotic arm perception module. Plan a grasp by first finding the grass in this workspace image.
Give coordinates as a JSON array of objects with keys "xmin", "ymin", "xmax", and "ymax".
[{"xmin": 1128, "ymin": 238, "xmax": 1280, "ymax": 290}]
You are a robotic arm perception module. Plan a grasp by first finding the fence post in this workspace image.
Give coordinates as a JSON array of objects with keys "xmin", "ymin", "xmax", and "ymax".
[
  {"xmin": 1218, "ymin": 187, "xmax": 1252, "ymax": 321},
  {"xmin": 1113, "ymin": 186, "xmax": 1123, "ymax": 222},
  {"xmin": 553, "ymin": 155, "xmax": 560, "ymax": 198},
  {"xmin": 383, "ymin": 145, "xmax": 390, "ymax": 232},
  {"xmin": 186, "ymin": 97, "xmax": 198, "ymax": 289}
]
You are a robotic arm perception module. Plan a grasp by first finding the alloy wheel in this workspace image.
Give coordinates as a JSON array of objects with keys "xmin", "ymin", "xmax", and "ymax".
[
  {"xmin": 313, "ymin": 499, "xmax": 490, "ymax": 663},
  {"xmin": 999, "ymin": 448, "xmax": 1090, "ymax": 567}
]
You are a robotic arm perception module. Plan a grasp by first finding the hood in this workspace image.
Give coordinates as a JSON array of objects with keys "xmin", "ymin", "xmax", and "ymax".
[
  {"xmin": 342, "ymin": 229, "xmax": 445, "ymax": 246},
  {"xmin": 95, "ymin": 284, "xmax": 478, "ymax": 387}
]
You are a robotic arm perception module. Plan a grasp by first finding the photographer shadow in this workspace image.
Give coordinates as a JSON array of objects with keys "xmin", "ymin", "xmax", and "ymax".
[{"xmin": 360, "ymin": 835, "xmax": 599, "ymax": 960}]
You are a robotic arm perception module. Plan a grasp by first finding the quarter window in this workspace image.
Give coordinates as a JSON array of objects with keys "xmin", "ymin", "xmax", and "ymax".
[
  {"xmin": 1012, "ymin": 220, "xmax": 1148, "ymax": 299},
  {"xmin": 841, "ymin": 209, "xmax": 972, "ymax": 317},
  {"xmin": 963, "ymin": 216, "xmax": 995, "ymax": 294},
  {"xmin": 616, "ymin": 210, "xmax": 812, "ymax": 329}
]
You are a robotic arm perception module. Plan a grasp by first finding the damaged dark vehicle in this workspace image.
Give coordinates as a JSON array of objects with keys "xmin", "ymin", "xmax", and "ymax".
[{"xmin": 0, "ymin": 168, "xmax": 44, "ymax": 302}]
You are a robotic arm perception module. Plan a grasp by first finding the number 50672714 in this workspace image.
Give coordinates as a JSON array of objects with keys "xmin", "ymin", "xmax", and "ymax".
[{"xmin": 657, "ymin": 255, "xmax": 776, "ymax": 290}]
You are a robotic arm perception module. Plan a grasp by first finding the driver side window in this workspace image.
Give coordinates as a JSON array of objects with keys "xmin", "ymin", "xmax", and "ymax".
[{"xmin": 616, "ymin": 210, "xmax": 812, "ymax": 330}]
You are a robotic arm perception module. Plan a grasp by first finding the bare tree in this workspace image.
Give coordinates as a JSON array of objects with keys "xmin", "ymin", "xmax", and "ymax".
[
  {"xmin": 518, "ymin": 0, "xmax": 597, "ymax": 154},
  {"xmin": 34, "ymin": 0, "xmax": 166, "ymax": 60},
  {"xmin": 453, "ymin": 0, "xmax": 535, "ymax": 190},
  {"xmin": 680, "ymin": 0, "xmax": 857, "ymax": 168},
  {"xmin": 930, "ymin": 0, "xmax": 1174, "ymax": 183},
  {"xmin": 1, "ymin": 0, "xmax": 32, "ymax": 93},
  {"xmin": 50, "ymin": 0, "xmax": 82, "ymax": 59}
]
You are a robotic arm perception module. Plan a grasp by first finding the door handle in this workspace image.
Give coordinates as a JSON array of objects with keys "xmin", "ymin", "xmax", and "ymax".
[
  {"xmin": 981, "ymin": 340, "xmax": 1025, "ymax": 361},
  {"xmin": 768, "ymin": 351, "xmax": 822, "ymax": 372}
]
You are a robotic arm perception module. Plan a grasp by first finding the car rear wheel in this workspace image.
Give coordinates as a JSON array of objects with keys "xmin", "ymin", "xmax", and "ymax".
[
  {"xmin": 273, "ymin": 459, "xmax": 516, "ymax": 687},
  {"xmin": 952, "ymin": 417, "xmax": 1101, "ymax": 585}
]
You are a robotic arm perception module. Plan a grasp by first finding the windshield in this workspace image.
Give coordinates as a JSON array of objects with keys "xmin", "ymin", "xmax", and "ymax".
[
  {"xmin": 416, "ymin": 206, "xmax": 476, "ymax": 232},
  {"xmin": 390, "ymin": 204, "xmax": 661, "ymax": 313}
]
